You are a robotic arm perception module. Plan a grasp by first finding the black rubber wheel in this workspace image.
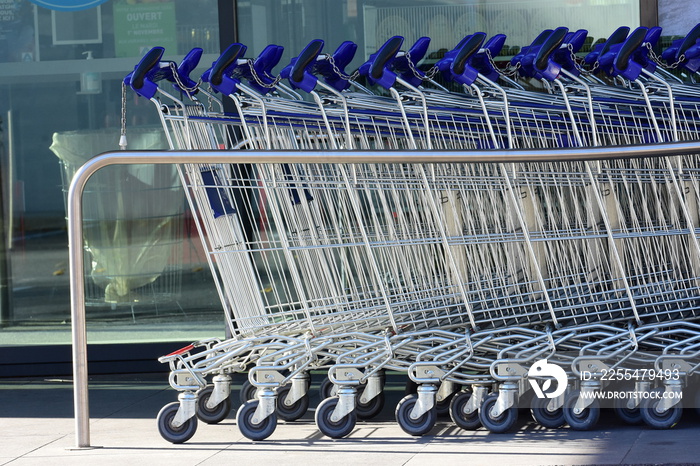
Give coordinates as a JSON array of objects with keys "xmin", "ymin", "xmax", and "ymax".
[
  {"xmin": 236, "ymin": 400, "xmax": 277, "ymax": 441},
  {"xmin": 613, "ymin": 398, "xmax": 643, "ymax": 425},
  {"xmin": 563, "ymin": 391, "xmax": 600, "ymax": 431},
  {"xmin": 478, "ymin": 393, "xmax": 518, "ymax": 433},
  {"xmin": 196, "ymin": 386, "xmax": 231, "ymax": 424},
  {"xmin": 276, "ymin": 384, "xmax": 310, "ymax": 422},
  {"xmin": 640, "ymin": 398, "xmax": 683, "ymax": 429},
  {"xmin": 157, "ymin": 401, "xmax": 198, "ymax": 444},
  {"xmin": 315, "ymin": 397, "xmax": 356, "ymax": 439},
  {"xmin": 449, "ymin": 390, "xmax": 482, "ymax": 430},
  {"xmin": 395, "ymin": 394, "xmax": 437, "ymax": 436},
  {"xmin": 239, "ymin": 380, "xmax": 258, "ymax": 404},
  {"xmin": 530, "ymin": 396, "xmax": 566, "ymax": 428},
  {"xmin": 319, "ymin": 376, "xmax": 337, "ymax": 400},
  {"xmin": 356, "ymin": 389, "xmax": 385, "ymax": 420}
]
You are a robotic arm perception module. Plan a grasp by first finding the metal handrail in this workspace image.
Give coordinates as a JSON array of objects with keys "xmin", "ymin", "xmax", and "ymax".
[{"xmin": 68, "ymin": 141, "xmax": 700, "ymax": 448}]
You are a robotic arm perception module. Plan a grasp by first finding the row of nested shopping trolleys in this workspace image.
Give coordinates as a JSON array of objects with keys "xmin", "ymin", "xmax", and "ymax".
[{"xmin": 119, "ymin": 24, "xmax": 700, "ymax": 443}]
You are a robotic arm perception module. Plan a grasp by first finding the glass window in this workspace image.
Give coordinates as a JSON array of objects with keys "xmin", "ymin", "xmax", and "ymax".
[
  {"xmin": 0, "ymin": 0, "xmax": 645, "ymax": 354},
  {"xmin": 236, "ymin": 0, "xmax": 640, "ymax": 69},
  {"xmin": 0, "ymin": 0, "xmax": 222, "ymax": 347}
]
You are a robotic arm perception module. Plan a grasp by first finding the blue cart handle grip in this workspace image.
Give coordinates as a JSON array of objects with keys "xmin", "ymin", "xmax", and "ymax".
[
  {"xmin": 599, "ymin": 26, "xmax": 630, "ymax": 58},
  {"xmin": 311, "ymin": 41, "xmax": 357, "ymax": 92},
  {"xmin": 535, "ymin": 27, "xmax": 568, "ymax": 72},
  {"xmin": 243, "ymin": 44, "xmax": 284, "ymax": 94},
  {"xmin": 209, "ymin": 43, "xmax": 247, "ymax": 87},
  {"xmin": 288, "ymin": 39, "xmax": 324, "ymax": 92},
  {"xmin": 126, "ymin": 47, "xmax": 169, "ymax": 99},
  {"xmin": 370, "ymin": 36, "xmax": 403, "ymax": 82},
  {"xmin": 175, "ymin": 47, "xmax": 203, "ymax": 92},
  {"xmin": 612, "ymin": 26, "xmax": 647, "ymax": 80},
  {"xmin": 452, "ymin": 32, "xmax": 486, "ymax": 75},
  {"xmin": 393, "ymin": 37, "xmax": 431, "ymax": 86},
  {"xmin": 677, "ymin": 23, "xmax": 700, "ymax": 60}
]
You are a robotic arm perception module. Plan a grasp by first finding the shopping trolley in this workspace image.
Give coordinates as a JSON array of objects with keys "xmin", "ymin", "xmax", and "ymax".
[{"xmin": 121, "ymin": 23, "xmax": 700, "ymax": 443}]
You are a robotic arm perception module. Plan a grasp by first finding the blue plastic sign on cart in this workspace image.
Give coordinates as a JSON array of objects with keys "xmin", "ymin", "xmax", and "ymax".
[{"xmin": 28, "ymin": 0, "xmax": 107, "ymax": 11}]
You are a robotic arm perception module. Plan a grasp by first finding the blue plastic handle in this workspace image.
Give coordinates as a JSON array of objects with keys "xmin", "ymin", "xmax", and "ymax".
[
  {"xmin": 437, "ymin": 32, "xmax": 485, "ymax": 86},
  {"xmin": 533, "ymin": 27, "xmax": 569, "ymax": 79},
  {"xmin": 551, "ymin": 29, "xmax": 588, "ymax": 76},
  {"xmin": 468, "ymin": 34, "xmax": 506, "ymax": 82},
  {"xmin": 311, "ymin": 41, "xmax": 358, "ymax": 92},
  {"xmin": 612, "ymin": 26, "xmax": 647, "ymax": 80},
  {"xmin": 585, "ymin": 26, "xmax": 629, "ymax": 70},
  {"xmin": 280, "ymin": 40, "xmax": 324, "ymax": 92},
  {"xmin": 514, "ymin": 27, "xmax": 568, "ymax": 80},
  {"xmin": 510, "ymin": 29, "xmax": 552, "ymax": 67},
  {"xmin": 358, "ymin": 36, "xmax": 404, "ymax": 89},
  {"xmin": 125, "ymin": 47, "xmax": 173, "ymax": 99},
  {"xmin": 392, "ymin": 37, "xmax": 431, "ymax": 87},
  {"xmin": 664, "ymin": 23, "xmax": 700, "ymax": 72},
  {"xmin": 174, "ymin": 48, "xmax": 203, "ymax": 92},
  {"xmin": 201, "ymin": 43, "xmax": 248, "ymax": 95},
  {"xmin": 234, "ymin": 45, "xmax": 285, "ymax": 95}
]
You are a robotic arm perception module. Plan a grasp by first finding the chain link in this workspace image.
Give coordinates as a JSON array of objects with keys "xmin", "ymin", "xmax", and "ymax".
[
  {"xmin": 325, "ymin": 54, "xmax": 361, "ymax": 81},
  {"xmin": 247, "ymin": 59, "xmax": 282, "ymax": 89},
  {"xmin": 120, "ymin": 82, "xmax": 127, "ymax": 149},
  {"xmin": 169, "ymin": 61, "xmax": 201, "ymax": 97},
  {"xmin": 404, "ymin": 51, "xmax": 439, "ymax": 81},
  {"xmin": 484, "ymin": 48, "xmax": 521, "ymax": 78},
  {"xmin": 564, "ymin": 43, "xmax": 600, "ymax": 76},
  {"xmin": 644, "ymin": 42, "xmax": 685, "ymax": 70}
]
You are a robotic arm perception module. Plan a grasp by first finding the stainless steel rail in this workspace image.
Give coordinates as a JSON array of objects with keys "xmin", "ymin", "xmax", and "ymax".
[{"xmin": 68, "ymin": 142, "xmax": 700, "ymax": 448}]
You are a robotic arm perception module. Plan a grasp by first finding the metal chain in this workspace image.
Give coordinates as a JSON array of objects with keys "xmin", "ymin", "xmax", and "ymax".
[
  {"xmin": 644, "ymin": 42, "xmax": 685, "ymax": 70},
  {"xmin": 483, "ymin": 48, "xmax": 522, "ymax": 78},
  {"xmin": 169, "ymin": 61, "xmax": 201, "ymax": 97},
  {"xmin": 565, "ymin": 43, "xmax": 600, "ymax": 75},
  {"xmin": 404, "ymin": 51, "xmax": 439, "ymax": 80},
  {"xmin": 247, "ymin": 59, "xmax": 282, "ymax": 88},
  {"xmin": 119, "ymin": 82, "xmax": 127, "ymax": 149},
  {"xmin": 325, "ymin": 54, "xmax": 361, "ymax": 81},
  {"xmin": 207, "ymin": 83, "xmax": 214, "ymax": 113}
]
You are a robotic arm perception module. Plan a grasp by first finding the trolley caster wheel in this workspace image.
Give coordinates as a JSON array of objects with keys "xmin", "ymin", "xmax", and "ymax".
[
  {"xmin": 157, "ymin": 401, "xmax": 198, "ymax": 444},
  {"xmin": 276, "ymin": 384, "xmax": 309, "ymax": 422},
  {"xmin": 640, "ymin": 398, "xmax": 683, "ymax": 429},
  {"xmin": 356, "ymin": 390, "xmax": 385, "ymax": 420},
  {"xmin": 319, "ymin": 376, "xmax": 337, "ymax": 400},
  {"xmin": 395, "ymin": 394, "xmax": 437, "ymax": 436},
  {"xmin": 236, "ymin": 400, "xmax": 277, "ymax": 441},
  {"xmin": 478, "ymin": 393, "xmax": 518, "ymax": 433},
  {"xmin": 563, "ymin": 391, "xmax": 600, "ymax": 431},
  {"xmin": 239, "ymin": 380, "xmax": 258, "ymax": 404},
  {"xmin": 530, "ymin": 397, "xmax": 566, "ymax": 428},
  {"xmin": 613, "ymin": 399, "xmax": 643, "ymax": 425},
  {"xmin": 315, "ymin": 397, "xmax": 356, "ymax": 439},
  {"xmin": 449, "ymin": 391, "xmax": 481, "ymax": 430},
  {"xmin": 196, "ymin": 386, "xmax": 231, "ymax": 424}
]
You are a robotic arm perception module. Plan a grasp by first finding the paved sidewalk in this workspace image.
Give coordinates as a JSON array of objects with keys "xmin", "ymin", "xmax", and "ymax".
[{"xmin": 2, "ymin": 374, "xmax": 700, "ymax": 465}]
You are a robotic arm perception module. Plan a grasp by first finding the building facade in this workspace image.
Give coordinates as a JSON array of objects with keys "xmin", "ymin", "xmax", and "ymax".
[{"xmin": 0, "ymin": 0, "xmax": 677, "ymax": 375}]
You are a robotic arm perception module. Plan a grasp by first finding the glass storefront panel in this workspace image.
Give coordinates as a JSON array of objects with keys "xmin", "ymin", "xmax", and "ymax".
[
  {"xmin": 0, "ymin": 0, "xmax": 645, "ymax": 354},
  {"xmin": 0, "ymin": 0, "xmax": 223, "ymax": 347},
  {"xmin": 236, "ymin": 0, "xmax": 640, "ymax": 70}
]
